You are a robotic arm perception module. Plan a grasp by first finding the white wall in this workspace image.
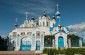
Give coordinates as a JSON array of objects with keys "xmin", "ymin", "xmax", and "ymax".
[{"xmin": 55, "ymin": 32, "xmax": 68, "ymax": 49}]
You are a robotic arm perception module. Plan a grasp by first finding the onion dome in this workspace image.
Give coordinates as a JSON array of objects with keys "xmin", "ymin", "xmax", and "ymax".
[
  {"xmin": 24, "ymin": 20, "xmax": 28, "ymax": 28},
  {"xmin": 55, "ymin": 4, "xmax": 61, "ymax": 19},
  {"xmin": 15, "ymin": 24, "xmax": 18, "ymax": 27},
  {"xmin": 15, "ymin": 18, "xmax": 18, "ymax": 28},
  {"xmin": 58, "ymin": 24, "xmax": 62, "ymax": 28},
  {"xmin": 43, "ymin": 10, "xmax": 47, "ymax": 17},
  {"xmin": 31, "ymin": 16, "xmax": 35, "ymax": 20},
  {"xmin": 56, "ymin": 11, "xmax": 61, "ymax": 16},
  {"xmin": 52, "ymin": 16, "xmax": 56, "ymax": 20}
]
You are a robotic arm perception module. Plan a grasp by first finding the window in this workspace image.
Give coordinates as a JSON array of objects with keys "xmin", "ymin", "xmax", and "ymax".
[
  {"xmin": 21, "ymin": 32, "xmax": 25, "ymax": 35},
  {"xmin": 27, "ymin": 32, "xmax": 32, "ymax": 35},
  {"xmin": 53, "ymin": 23, "xmax": 54, "ymax": 27},
  {"xmin": 43, "ymin": 22, "xmax": 45, "ymax": 26},
  {"xmin": 33, "ymin": 34, "xmax": 35, "ymax": 36},
  {"xmin": 47, "ymin": 22, "xmax": 48, "ymax": 26},
  {"xmin": 13, "ymin": 32, "xmax": 17, "ymax": 37},
  {"xmin": 36, "ymin": 31, "xmax": 40, "ymax": 36}
]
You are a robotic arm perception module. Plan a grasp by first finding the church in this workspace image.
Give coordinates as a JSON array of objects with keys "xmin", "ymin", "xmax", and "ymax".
[{"xmin": 8, "ymin": 3, "xmax": 69, "ymax": 52}]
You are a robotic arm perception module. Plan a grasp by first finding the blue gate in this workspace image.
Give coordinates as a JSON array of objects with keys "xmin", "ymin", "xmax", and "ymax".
[
  {"xmin": 58, "ymin": 36, "xmax": 64, "ymax": 48},
  {"xmin": 21, "ymin": 41, "xmax": 31, "ymax": 50},
  {"xmin": 36, "ymin": 41, "xmax": 40, "ymax": 50}
]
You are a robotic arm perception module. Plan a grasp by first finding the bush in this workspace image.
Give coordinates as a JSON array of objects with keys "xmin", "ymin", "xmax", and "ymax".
[{"xmin": 43, "ymin": 48, "xmax": 85, "ymax": 55}]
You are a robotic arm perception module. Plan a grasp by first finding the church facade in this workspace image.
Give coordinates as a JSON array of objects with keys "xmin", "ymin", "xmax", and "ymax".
[{"xmin": 8, "ymin": 4, "xmax": 69, "ymax": 51}]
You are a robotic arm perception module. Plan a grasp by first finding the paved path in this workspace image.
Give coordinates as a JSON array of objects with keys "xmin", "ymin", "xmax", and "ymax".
[{"xmin": 0, "ymin": 51, "xmax": 36, "ymax": 55}]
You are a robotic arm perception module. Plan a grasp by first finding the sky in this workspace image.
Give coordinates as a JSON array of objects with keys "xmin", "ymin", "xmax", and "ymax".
[{"xmin": 0, "ymin": 0, "xmax": 85, "ymax": 37}]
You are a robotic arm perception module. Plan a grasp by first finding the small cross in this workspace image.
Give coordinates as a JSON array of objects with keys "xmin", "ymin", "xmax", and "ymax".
[
  {"xmin": 16, "ymin": 18, "xmax": 18, "ymax": 22},
  {"xmin": 56, "ymin": 4, "xmax": 59, "ymax": 11},
  {"xmin": 25, "ymin": 11, "xmax": 28, "ymax": 20}
]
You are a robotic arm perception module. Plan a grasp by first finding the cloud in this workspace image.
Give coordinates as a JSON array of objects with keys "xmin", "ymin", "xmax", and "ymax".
[
  {"xmin": 11, "ymin": 0, "xmax": 55, "ymax": 16},
  {"xmin": 68, "ymin": 22, "xmax": 85, "ymax": 34}
]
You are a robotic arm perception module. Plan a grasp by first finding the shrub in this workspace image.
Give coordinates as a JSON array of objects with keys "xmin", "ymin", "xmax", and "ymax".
[{"xmin": 43, "ymin": 48, "xmax": 85, "ymax": 55}]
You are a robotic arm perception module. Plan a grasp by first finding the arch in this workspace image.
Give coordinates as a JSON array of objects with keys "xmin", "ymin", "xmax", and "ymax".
[
  {"xmin": 58, "ymin": 36, "xmax": 64, "ymax": 48},
  {"xmin": 12, "ymin": 41, "xmax": 15, "ymax": 50},
  {"xmin": 20, "ymin": 37, "xmax": 31, "ymax": 50}
]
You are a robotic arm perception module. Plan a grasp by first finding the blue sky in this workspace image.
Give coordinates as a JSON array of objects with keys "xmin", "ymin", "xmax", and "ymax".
[{"xmin": 0, "ymin": 0, "xmax": 85, "ymax": 36}]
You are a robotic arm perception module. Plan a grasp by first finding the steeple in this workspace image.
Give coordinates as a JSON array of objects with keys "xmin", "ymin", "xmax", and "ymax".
[
  {"xmin": 56, "ymin": 0, "xmax": 61, "ymax": 22},
  {"xmin": 31, "ymin": 13, "xmax": 35, "ymax": 20},
  {"xmin": 25, "ymin": 11, "xmax": 28, "ymax": 20},
  {"xmin": 15, "ymin": 18, "xmax": 18, "ymax": 28},
  {"xmin": 52, "ymin": 16, "xmax": 56, "ymax": 20},
  {"xmin": 43, "ymin": 9, "xmax": 46, "ymax": 17}
]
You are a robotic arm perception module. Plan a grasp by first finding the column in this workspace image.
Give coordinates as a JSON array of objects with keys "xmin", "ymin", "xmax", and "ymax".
[
  {"xmin": 79, "ymin": 38, "xmax": 82, "ymax": 47},
  {"xmin": 52, "ymin": 39, "xmax": 55, "ymax": 47},
  {"xmin": 68, "ymin": 38, "xmax": 71, "ymax": 47}
]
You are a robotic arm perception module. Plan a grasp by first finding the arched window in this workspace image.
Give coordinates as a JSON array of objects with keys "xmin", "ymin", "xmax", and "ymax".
[
  {"xmin": 53, "ymin": 23, "xmax": 54, "ymax": 26},
  {"xmin": 27, "ymin": 32, "xmax": 32, "ymax": 35},
  {"xmin": 36, "ymin": 31, "xmax": 40, "ymax": 36},
  {"xmin": 21, "ymin": 32, "xmax": 25, "ymax": 35},
  {"xmin": 43, "ymin": 22, "xmax": 45, "ymax": 26},
  {"xmin": 47, "ymin": 22, "xmax": 48, "ymax": 26},
  {"xmin": 13, "ymin": 32, "xmax": 17, "ymax": 37}
]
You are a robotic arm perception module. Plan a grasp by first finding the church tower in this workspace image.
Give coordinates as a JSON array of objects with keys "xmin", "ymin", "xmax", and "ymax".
[
  {"xmin": 23, "ymin": 12, "xmax": 29, "ymax": 28},
  {"xmin": 15, "ymin": 18, "xmax": 18, "ymax": 28},
  {"xmin": 30, "ymin": 13, "xmax": 37, "ymax": 27},
  {"xmin": 39, "ymin": 9, "xmax": 50, "ymax": 27},
  {"xmin": 51, "ymin": 0, "xmax": 69, "ymax": 49}
]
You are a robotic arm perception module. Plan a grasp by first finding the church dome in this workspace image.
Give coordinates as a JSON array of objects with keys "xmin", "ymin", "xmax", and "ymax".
[
  {"xmin": 31, "ymin": 16, "xmax": 35, "ymax": 20},
  {"xmin": 58, "ymin": 24, "xmax": 62, "ymax": 28},
  {"xmin": 43, "ymin": 10, "xmax": 47, "ymax": 17},
  {"xmin": 52, "ymin": 16, "xmax": 56, "ymax": 20},
  {"xmin": 23, "ymin": 20, "xmax": 29, "ymax": 28},
  {"xmin": 56, "ymin": 11, "xmax": 61, "ymax": 16}
]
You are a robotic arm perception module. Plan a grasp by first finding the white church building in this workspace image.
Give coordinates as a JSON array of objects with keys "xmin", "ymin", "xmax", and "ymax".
[{"xmin": 8, "ymin": 3, "xmax": 70, "ymax": 51}]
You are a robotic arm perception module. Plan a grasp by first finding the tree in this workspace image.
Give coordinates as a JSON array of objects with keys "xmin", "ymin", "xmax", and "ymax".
[
  {"xmin": 67, "ymin": 34, "xmax": 81, "ymax": 40},
  {"xmin": 67, "ymin": 34, "xmax": 82, "ymax": 47},
  {"xmin": 44, "ymin": 35, "xmax": 55, "ymax": 47}
]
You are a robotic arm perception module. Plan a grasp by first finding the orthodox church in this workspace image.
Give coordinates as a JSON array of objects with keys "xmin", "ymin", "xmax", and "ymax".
[{"xmin": 8, "ymin": 3, "xmax": 69, "ymax": 51}]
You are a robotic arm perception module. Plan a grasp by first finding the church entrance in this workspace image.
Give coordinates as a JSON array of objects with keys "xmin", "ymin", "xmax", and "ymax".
[
  {"xmin": 21, "ymin": 38, "xmax": 31, "ymax": 50},
  {"xmin": 36, "ymin": 41, "xmax": 40, "ymax": 51},
  {"xmin": 21, "ymin": 41, "xmax": 31, "ymax": 50},
  {"xmin": 58, "ymin": 36, "xmax": 64, "ymax": 48}
]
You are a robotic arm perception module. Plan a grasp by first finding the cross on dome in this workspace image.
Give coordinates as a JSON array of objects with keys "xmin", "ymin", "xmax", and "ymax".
[
  {"xmin": 25, "ymin": 11, "xmax": 28, "ymax": 20},
  {"xmin": 43, "ymin": 9, "xmax": 46, "ymax": 16},
  {"xmin": 15, "ymin": 18, "xmax": 18, "ymax": 28}
]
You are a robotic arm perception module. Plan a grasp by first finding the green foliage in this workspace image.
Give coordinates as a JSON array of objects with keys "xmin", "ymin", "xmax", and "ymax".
[
  {"xmin": 67, "ymin": 34, "xmax": 81, "ymax": 40},
  {"xmin": 43, "ymin": 48, "xmax": 85, "ymax": 55},
  {"xmin": 44, "ymin": 35, "xmax": 55, "ymax": 47},
  {"xmin": 67, "ymin": 34, "xmax": 82, "ymax": 47},
  {"xmin": 44, "ymin": 35, "xmax": 55, "ymax": 40}
]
